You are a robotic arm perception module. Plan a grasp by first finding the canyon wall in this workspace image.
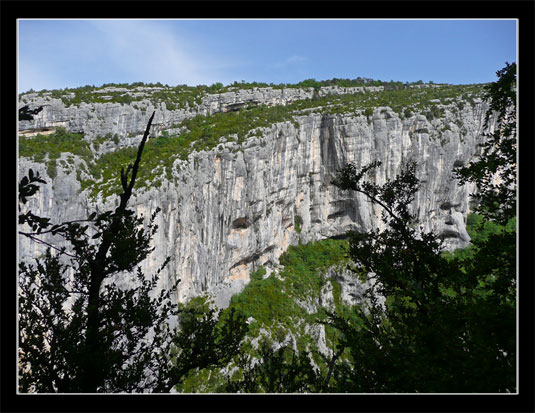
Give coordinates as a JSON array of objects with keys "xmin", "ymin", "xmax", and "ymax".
[{"xmin": 18, "ymin": 86, "xmax": 490, "ymax": 305}]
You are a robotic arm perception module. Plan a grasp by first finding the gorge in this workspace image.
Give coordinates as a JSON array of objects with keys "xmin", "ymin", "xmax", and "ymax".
[{"xmin": 18, "ymin": 82, "xmax": 492, "ymax": 309}]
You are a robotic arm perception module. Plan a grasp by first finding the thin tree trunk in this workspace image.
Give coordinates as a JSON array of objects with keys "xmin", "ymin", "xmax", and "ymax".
[{"xmin": 81, "ymin": 112, "xmax": 155, "ymax": 392}]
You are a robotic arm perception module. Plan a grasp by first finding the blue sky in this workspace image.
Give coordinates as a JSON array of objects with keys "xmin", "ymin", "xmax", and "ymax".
[{"xmin": 18, "ymin": 19, "xmax": 517, "ymax": 93}]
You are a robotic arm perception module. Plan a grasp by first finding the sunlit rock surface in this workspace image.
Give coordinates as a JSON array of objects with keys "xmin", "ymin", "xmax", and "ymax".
[{"xmin": 18, "ymin": 86, "xmax": 491, "ymax": 306}]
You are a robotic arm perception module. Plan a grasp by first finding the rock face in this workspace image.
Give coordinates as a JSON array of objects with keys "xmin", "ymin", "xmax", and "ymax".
[
  {"xmin": 18, "ymin": 86, "xmax": 491, "ymax": 306},
  {"xmin": 18, "ymin": 86, "xmax": 317, "ymax": 139},
  {"xmin": 17, "ymin": 85, "xmax": 389, "ymax": 139}
]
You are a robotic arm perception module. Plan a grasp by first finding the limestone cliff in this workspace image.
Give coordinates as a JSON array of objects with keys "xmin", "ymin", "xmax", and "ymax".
[{"xmin": 18, "ymin": 84, "xmax": 491, "ymax": 305}]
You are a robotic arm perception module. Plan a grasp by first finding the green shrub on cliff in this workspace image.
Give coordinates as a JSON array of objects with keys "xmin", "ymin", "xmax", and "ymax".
[
  {"xmin": 227, "ymin": 238, "xmax": 349, "ymax": 330},
  {"xmin": 173, "ymin": 237, "xmax": 350, "ymax": 392},
  {"xmin": 20, "ymin": 80, "xmax": 486, "ymax": 201},
  {"xmin": 19, "ymin": 127, "xmax": 93, "ymax": 178}
]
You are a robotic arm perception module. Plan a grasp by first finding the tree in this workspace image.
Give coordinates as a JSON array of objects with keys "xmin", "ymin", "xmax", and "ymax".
[
  {"xmin": 223, "ymin": 339, "xmax": 321, "ymax": 393},
  {"xmin": 207, "ymin": 82, "xmax": 224, "ymax": 93},
  {"xmin": 18, "ymin": 113, "xmax": 248, "ymax": 392},
  {"xmin": 169, "ymin": 298, "xmax": 248, "ymax": 389},
  {"xmin": 19, "ymin": 105, "xmax": 43, "ymax": 121},
  {"xmin": 455, "ymin": 62, "xmax": 516, "ymax": 225},
  {"xmin": 323, "ymin": 62, "xmax": 516, "ymax": 392},
  {"xmin": 205, "ymin": 62, "xmax": 516, "ymax": 394}
]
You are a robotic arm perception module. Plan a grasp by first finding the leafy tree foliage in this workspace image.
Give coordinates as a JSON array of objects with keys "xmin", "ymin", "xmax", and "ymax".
[
  {"xmin": 323, "ymin": 63, "xmax": 516, "ymax": 393},
  {"xmin": 455, "ymin": 62, "xmax": 516, "ymax": 225},
  {"xmin": 327, "ymin": 163, "xmax": 515, "ymax": 392},
  {"xmin": 169, "ymin": 303, "xmax": 248, "ymax": 387},
  {"xmin": 223, "ymin": 62, "xmax": 516, "ymax": 393},
  {"xmin": 19, "ymin": 105, "xmax": 43, "ymax": 121},
  {"xmin": 18, "ymin": 113, "xmax": 248, "ymax": 392},
  {"xmin": 19, "ymin": 112, "xmax": 175, "ymax": 392},
  {"xmin": 223, "ymin": 340, "xmax": 321, "ymax": 393},
  {"xmin": 19, "ymin": 169, "xmax": 50, "ymax": 233}
]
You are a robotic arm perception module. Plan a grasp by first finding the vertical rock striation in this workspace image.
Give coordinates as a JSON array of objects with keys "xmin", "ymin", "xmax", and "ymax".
[{"xmin": 18, "ymin": 88, "xmax": 491, "ymax": 306}]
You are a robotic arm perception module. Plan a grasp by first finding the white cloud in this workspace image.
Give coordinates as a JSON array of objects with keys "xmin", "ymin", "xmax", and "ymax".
[
  {"xmin": 89, "ymin": 20, "xmax": 228, "ymax": 86},
  {"xmin": 19, "ymin": 20, "xmax": 306, "ymax": 91}
]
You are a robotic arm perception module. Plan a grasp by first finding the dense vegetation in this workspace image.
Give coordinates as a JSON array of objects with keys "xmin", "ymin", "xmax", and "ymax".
[
  {"xmin": 19, "ymin": 127, "xmax": 93, "ymax": 179},
  {"xmin": 21, "ymin": 82, "xmax": 206, "ymax": 110},
  {"xmin": 19, "ymin": 75, "xmax": 479, "ymax": 113},
  {"xmin": 19, "ymin": 114, "xmax": 181, "ymax": 392},
  {"xmin": 171, "ymin": 63, "xmax": 516, "ymax": 393},
  {"xmin": 18, "ymin": 63, "xmax": 516, "ymax": 394},
  {"xmin": 19, "ymin": 81, "xmax": 486, "ymax": 200},
  {"xmin": 19, "ymin": 76, "xmax": 444, "ymax": 103},
  {"xmin": 172, "ymin": 206, "xmax": 516, "ymax": 393},
  {"xmin": 442, "ymin": 212, "xmax": 516, "ymax": 262},
  {"xmin": 18, "ymin": 114, "xmax": 248, "ymax": 393},
  {"xmin": 174, "ymin": 238, "xmax": 351, "ymax": 392},
  {"xmin": 323, "ymin": 157, "xmax": 515, "ymax": 392}
]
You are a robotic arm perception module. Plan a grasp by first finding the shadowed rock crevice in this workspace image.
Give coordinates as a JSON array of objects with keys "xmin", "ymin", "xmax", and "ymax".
[{"xmin": 232, "ymin": 217, "xmax": 250, "ymax": 230}]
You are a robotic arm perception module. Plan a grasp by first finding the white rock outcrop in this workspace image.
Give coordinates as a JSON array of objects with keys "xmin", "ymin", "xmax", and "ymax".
[{"xmin": 18, "ymin": 88, "xmax": 490, "ymax": 306}]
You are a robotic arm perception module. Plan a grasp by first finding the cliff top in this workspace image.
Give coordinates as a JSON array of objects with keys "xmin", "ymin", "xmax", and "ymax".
[{"xmin": 18, "ymin": 79, "xmax": 488, "ymax": 200}]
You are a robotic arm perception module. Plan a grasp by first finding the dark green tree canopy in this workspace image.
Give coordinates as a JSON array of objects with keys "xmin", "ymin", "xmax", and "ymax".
[
  {"xmin": 17, "ymin": 62, "xmax": 517, "ymax": 395},
  {"xmin": 455, "ymin": 62, "xmax": 516, "ymax": 225},
  {"xmin": 19, "ymin": 104, "xmax": 44, "ymax": 121},
  {"xmin": 221, "ymin": 62, "xmax": 517, "ymax": 394},
  {"xmin": 18, "ymin": 113, "xmax": 248, "ymax": 393}
]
